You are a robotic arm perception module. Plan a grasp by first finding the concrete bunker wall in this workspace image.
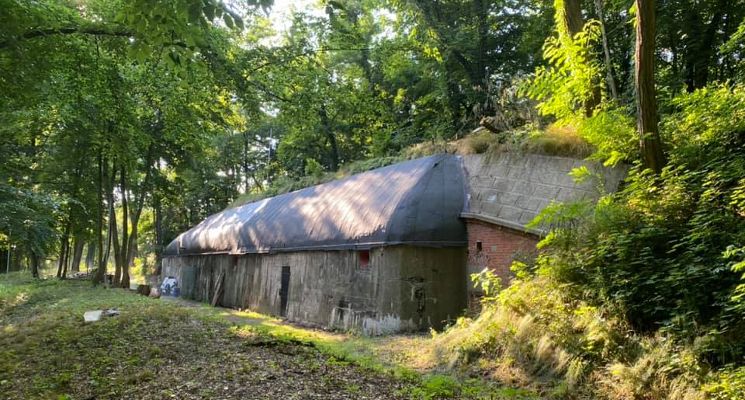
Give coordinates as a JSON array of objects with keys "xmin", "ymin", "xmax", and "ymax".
[{"xmin": 162, "ymin": 245, "xmax": 466, "ymax": 334}]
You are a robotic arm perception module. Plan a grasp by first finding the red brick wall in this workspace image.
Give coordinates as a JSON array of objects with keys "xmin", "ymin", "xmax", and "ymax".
[{"xmin": 465, "ymin": 219, "xmax": 539, "ymax": 284}]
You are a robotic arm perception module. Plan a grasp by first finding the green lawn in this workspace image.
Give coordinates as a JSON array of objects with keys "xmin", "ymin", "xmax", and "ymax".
[{"xmin": 0, "ymin": 273, "xmax": 537, "ymax": 400}]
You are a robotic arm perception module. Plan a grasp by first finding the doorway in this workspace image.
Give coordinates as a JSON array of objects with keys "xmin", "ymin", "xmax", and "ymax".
[{"xmin": 279, "ymin": 266, "xmax": 290, "ymax": 317}]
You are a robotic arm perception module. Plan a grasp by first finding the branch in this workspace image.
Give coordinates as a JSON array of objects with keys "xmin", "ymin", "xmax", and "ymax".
[{"xmin": 0, "ymin": 26, "xmax": 134, "ymax": 49}]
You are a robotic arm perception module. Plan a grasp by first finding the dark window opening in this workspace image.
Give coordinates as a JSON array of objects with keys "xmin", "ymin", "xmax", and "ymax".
[
  {"xmin": 476, "ymin": 241, "xmax": 483, "ymax": 252},
  {"xmin": 279, "ymin": 266, "xmax": 290, "ymax": 317},
  {"xmin": 358, "ymin": 250, "xmax": 370, "ymax": 268}
]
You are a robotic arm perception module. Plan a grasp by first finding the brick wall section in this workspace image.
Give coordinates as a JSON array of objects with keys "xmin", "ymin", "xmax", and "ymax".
[{"xmin": 465, "ymin": 218, "xmax": 538, "ymax": 283}]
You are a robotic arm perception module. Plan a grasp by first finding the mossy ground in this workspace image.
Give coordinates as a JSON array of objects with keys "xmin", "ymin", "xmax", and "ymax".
[{"xmin": 0, "ymin": 272, "xmax": 536, "ymax": 400}]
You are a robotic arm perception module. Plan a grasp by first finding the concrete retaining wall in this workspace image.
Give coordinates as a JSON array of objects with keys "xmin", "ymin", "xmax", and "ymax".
[{"xmin": 462, "ymin": 153, "xmax": 627, "ymax": 231}]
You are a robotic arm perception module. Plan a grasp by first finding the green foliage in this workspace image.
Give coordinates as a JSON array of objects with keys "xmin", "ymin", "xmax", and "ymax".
[
  {"xmin": 470, "ymin": 267, "xmax": 502, "ymax": 303},
  {"xmin": 520, "ymin": 3, "xmax": 638, "ymax": 166},
  {"xmin": 663, "ymin": 85, "xmax": 745, "ymax": 164},
  {"xmin": 575, "ymin": 107, "xmax": 637, "ymax": 166},
  {"xmin": 408, "ymin": 375, "xmax": 459, "ymax": 399},
  {"xmin": 529, "ymin": 88, "xmax": 745, "ymax": 368},
  {"xmin": 0, "ymin": 184, "xmax": 58, "ymax": 257},
  {"xmin": 230, "ymin": 154, "xmax": 406, "ymax": 207},
  {"xmin": 705, "ymin": 365, "xmax": 745, "ymax": 399},
  {"xmin": 421, "ymin": 85, "xmax": 745, "ymax": 398},
  {"xmin": 522, "ymin": 15, "xmax": 602, "ymax": 121}
]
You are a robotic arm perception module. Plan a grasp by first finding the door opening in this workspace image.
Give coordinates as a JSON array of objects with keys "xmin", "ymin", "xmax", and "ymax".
[{"xmin": 279, "ymin": 266, "xmax": 290, "ymax": 317}]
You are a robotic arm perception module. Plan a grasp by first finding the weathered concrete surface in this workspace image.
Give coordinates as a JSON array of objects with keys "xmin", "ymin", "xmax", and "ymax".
[
  {"xmin": 162, "ymin": 245, "xmax": 466, "ymax": 335},
  {"xmin": 461, "ymin": 153, "xmax": 627, "ymax": 232}
]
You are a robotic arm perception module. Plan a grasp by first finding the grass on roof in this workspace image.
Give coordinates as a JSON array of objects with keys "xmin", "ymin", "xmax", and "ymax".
[{"xmin": 230, "ymin": 125, "xmax": 593, "ymax": 209}]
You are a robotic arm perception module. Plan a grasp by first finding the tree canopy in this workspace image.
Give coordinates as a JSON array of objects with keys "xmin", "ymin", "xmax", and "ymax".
[{"xmin": 3, "ymin": 0, "xmax": 745, "ymax": 397}]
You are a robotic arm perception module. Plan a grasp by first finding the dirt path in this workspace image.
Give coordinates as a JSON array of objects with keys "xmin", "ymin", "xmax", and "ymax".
[{"xmin": 161, "ymin": 295, "xmax": 437, "ymax": 373}]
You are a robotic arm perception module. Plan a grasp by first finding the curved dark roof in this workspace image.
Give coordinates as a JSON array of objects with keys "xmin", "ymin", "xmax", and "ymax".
[{"xmin": 164, "ymin": 154, "xmax": 467, "ymax": 256}]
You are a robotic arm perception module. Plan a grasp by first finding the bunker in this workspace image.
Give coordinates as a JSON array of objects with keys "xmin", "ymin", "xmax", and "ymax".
[
  {"xmin": 162, "ymin": 152, "xmax": 626, "ymax": 334},
  {"xmin": 162, "ymin": 154, "xmax": 469, "ymax": 334}
]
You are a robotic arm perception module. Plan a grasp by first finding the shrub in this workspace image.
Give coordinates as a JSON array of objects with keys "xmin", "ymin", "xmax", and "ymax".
[{"xmin": 705, "ymin": 365, "xmax": 745, "ymax": 399}]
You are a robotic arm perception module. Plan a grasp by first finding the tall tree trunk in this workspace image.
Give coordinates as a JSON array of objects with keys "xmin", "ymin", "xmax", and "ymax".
[
  {"xmin": 123, "ymin": 229, "xmax": 135, "ymax": 288},
  {"xmin": 60, "ymin": 239, "xmax": 72, "ymax": 279},
  {"xmin": 109, "ymin": 199, "xmax": 121, "ymax": 284},
  {"xmin": 634, "ymin": 0, "xmax": 666, "ymax": 173},
  {"xmin": 70, "ymin": 238, "xmax": 84, "ymax": 273},
  {"xmin": 154, "ymin": 194, "xmax": 164, "ymax": 276},
  {"xmin": 594, "ymin": 0, "xmax": 619, "ymax": 100},
  {"xmin": 243, "ymin": 132, "xmax": 250, "ymax": 193},
  {"xmin": 123, "ymin": 183, "xmax": 148, "ymax": 287},
  {"xmin": 94, "ymin": 152, "xmax": 106, "ymax": 285},
  {"xmin": 122, "ymin": 148, "xmax": 155, "ymax": 288},
  {"xmin": 85, "ymin": 241, "xmax": 95, "ymax": 272},
  {"xmin": 56, "ymin": 222, "xmax": 70, "ymax": 278},
  {"xmin": 559, "ymin": 0, "xmax": 583, "ymax": 38},
  {"xmin": 103, "ymin": 202, "xmax": 113, "ymax": 275},
  {"xmin": 119, "ymin": 167, "xmax": 130, "ymax": 288}
]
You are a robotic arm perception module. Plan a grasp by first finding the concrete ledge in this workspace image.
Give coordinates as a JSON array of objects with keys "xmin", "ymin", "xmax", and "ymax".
[{"xmin": 460, "ymin": 212, "xmax": 545, "ymax": 237}]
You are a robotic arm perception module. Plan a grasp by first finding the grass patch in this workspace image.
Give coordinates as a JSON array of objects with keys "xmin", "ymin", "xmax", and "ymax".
[
  {"xmin": 0, "ymin": 273, "xmax": 412, "ymax": 399},
  {"xmin": 0, "ymin": 272, "xmax": 534, "ymax": 399}
]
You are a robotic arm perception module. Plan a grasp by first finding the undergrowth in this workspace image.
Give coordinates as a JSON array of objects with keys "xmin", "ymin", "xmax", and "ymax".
[{"xmin": 426, "ymin": 86, "xmax": 745, "ymax": 399}]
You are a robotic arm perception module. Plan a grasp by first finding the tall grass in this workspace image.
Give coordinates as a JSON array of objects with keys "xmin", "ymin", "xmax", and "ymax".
[{"xmin": 426, "ymin": 274, "xmax": 709, "ymax": 399}]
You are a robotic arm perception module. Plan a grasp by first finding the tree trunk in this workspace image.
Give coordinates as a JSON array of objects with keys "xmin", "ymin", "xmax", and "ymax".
[
  {"xmin": 122, "ymin": 148, "xmax": 155, "ymax": 289},
  {"xmin": 154, "ymin": 194, "xmax": 164, "ymax": 276},
  {"xmin": 70, "ymin": 238, "xmax": 84, "ymax": 273},
  {"xmin": 103, "ymin": 194, "xmax": 113, "ymax": 276},
  {"xmin": 30, "ymin": 251, "xmax": 39, "ymax": 279},
  {"xmin": 634, "ymin": 0, "xmax": 666, "ymax": 173},
  {"xmin": 85, "ymin": 241, "xmax": 95, "ymax": 272},
  {"xmin": 243, "ymin": 132, "xmax": 250, "ymax": 193},
  {"xmin": 106, "ymin": 163, "xmax": 122, "ymax": 285},
  {"xmin": 560, "ymin": 0, "xmax": 584, "ymax": 38},
  {"xmin": 61, "ymin": 244, "xmax": 70, "ymax": 278},
  {"xmin": 319, "ymin": 104, "xmax": 339, "ymax": 171},
  {"xmin": 94, "ymin": 153, "xmax": 106, "ymax": 285},
  {"xmin": 119, "ymin": 167, "xmax": 130, "ymax": 288},
  {"xmin": 122, "ymin": 228, "xmax": 136, "ymax": 288},
  {"xmin": 56, "ymin": 222, "xmax": 70, "ymax": 278},
  {"xmin": 594, "ymin": 0, "xmax": 619, "ymax": 100},
  {"xmin": 123, "ymin": 183, "xmax": 147, "ymax": 288}
]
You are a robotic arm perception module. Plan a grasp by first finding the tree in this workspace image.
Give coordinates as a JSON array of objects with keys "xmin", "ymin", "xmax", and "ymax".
[
  {"xmin": 634, "ymin": 0, "xmax": 665, "ymax": 173},
  {"xmin": 557, "ymin": 0, "xmax": 601, "ymax": 116},
  {"xmin": 392, "ymin": 0, "xmax": 552, "ymax": 128}
]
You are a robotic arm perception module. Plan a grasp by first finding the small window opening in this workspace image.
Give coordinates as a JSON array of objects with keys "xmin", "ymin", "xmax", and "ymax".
[
  {"xmin": 358, "ymin": 250, "xmax": 370, "ymax": 268},
  {"xmin": 476, "ymin": 241, "xmax": 483, "ymax": 252}
]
